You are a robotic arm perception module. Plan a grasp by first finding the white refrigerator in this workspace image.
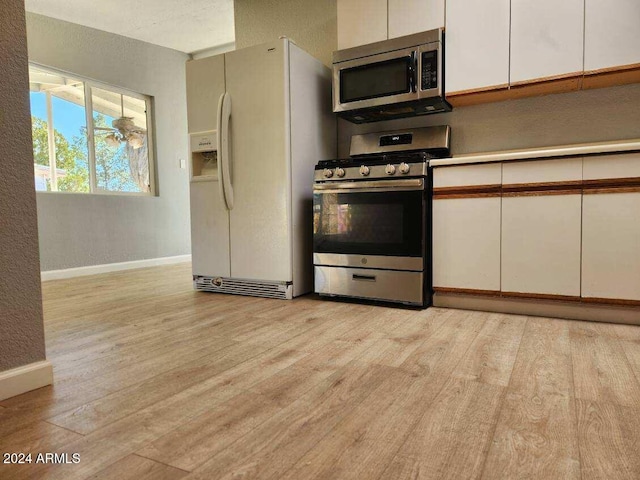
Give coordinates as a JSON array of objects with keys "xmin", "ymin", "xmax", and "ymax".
[{"xmin": 186, "ymin": 39, "xmax": 336, "ymax": 299}]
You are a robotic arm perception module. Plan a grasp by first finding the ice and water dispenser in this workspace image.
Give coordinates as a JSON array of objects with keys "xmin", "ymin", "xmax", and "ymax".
[{"xmin": 189, "ymin": 130, "xmax": 218, "ymax": 179}]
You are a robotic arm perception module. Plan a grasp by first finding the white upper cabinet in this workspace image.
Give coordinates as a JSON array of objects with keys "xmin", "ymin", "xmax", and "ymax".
[
  {"xmin": 388, "ymin": 0, "xmax": 445, "ymax": 38},
  {"xmin": 510, "ymin": 0, "xmax": 584, "ymax": 83},
  {"xmin": 337, "ymin": 0, "xmax": 388, "ymax": 50},
  {"xmin": 445, "ymin": 0, "xmax": 510, "ymax": 93},
  {"xmin": 584, "ymin": 0, "xmax": 640, "ymax": 71}
]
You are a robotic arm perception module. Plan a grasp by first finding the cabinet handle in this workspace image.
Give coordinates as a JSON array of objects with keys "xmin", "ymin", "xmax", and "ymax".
[{"xmin": 353, "ymin": 274, "xmax": 376, "ymax": 282}]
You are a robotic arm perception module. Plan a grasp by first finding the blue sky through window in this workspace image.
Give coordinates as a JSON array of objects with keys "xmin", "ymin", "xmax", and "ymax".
[{"xmin": 30, "ymin": 92, "xmax": 115, "ymax": 140}]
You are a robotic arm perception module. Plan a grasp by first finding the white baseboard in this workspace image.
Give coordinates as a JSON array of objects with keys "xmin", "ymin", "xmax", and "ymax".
[
  {"xmin": 41, "ymin": 254, "xmax": 192, "ymax": 281},
  {"xmin": 0, "ymin": 360, "xmax": 53, "ymax": 402}
]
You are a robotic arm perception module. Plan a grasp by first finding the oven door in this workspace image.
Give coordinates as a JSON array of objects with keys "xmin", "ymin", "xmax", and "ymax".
[
  {"xmin": 333, "ymin": 47, "xmax": 419, "ymax": 113},
  {"xmin": 313, "ymin": 179, "xmax": 426, "ymax": 271}
]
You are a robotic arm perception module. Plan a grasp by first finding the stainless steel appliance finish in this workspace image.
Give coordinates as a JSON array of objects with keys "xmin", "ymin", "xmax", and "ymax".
[
  {"xmin": 313, "ymin": 253, "xmax": 424, "ymax": 272},
  {"xmin": 332, "ymin": 29, "xmax": 451, "ymax": 124},
  {"xmin": 314, "ymin": 164, "xmax": 427, "ymax": 182},
  {"xmin": 349, "ymin": 126, "xmax": 451, "ymax": 157},
  {"xmin": 313, "ymin": 125, "xmax": 451, "ymax": 307},
  {"xmin": 314, "ymin": 266, "xmax": 424, "ymax": 305}
]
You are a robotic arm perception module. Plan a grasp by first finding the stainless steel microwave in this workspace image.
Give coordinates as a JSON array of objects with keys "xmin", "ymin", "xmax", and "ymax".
[{"xmin": 332, "ymin": 29, "xmax": 451, "ymax": 124}]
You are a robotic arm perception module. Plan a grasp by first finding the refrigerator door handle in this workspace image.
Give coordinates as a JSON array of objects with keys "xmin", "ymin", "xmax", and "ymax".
[
  {"xmin": 216, "ymin": 92, "xmax": 227, "ymax": 208},
  {"xmin": 219, "ymin": 92, "xmax": 234, "ymax": 210}
]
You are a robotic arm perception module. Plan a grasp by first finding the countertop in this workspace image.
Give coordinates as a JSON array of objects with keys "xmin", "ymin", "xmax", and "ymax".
[{"xmin": 429, "ymin": 138, "xmax": 640, "ymax": 167}]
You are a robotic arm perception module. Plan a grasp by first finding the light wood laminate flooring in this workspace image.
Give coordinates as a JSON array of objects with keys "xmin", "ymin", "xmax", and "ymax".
[{"xmin": 1, "ymin": 263, "xmax": 640, "ymax": 479}]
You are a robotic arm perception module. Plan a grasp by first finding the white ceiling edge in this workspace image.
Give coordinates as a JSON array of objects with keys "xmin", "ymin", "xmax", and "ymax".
[
  {"xmin": 191, "ymin": 42, "xmax": 236, "ymax": 59},
  {"xmin": 25, "ymin": 0, "xmax": 235, "ymax": 54}
]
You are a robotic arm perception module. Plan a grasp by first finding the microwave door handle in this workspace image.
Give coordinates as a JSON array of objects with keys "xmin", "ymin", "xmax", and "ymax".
[{"xmin": 409, "ymin": 51, "xmax": 417, "ymax": 93}]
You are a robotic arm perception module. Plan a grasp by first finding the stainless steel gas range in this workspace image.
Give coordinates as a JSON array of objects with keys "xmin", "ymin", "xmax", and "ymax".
[{"xmin": 313, "ymin": 125, "xmax": 451, "ymax": 307}]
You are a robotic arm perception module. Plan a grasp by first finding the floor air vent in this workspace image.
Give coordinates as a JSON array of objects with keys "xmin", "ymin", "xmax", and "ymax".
[{"xmin": 194, "ymin": 276, "xmax": 292, "ymax": 300}]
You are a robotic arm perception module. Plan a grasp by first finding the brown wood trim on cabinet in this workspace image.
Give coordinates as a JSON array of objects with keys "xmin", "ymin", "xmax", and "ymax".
[
  {"xmin": 445, "ymin": 63, "xmax": 640, "ymax": 108},
  {"xmin": 447, "ymin": 85, "xmax": 510, "ymax": 108},
  {"xmin": 502, "ymin": 189, "xmax": 583, "ymax": 197},
  {"xmin": 502, "ymin": 180, "xmax": 583, "ymax": 196},
  {"xmin": 508, "ymin": 73, "xmax": 583, "ymax": 100},
  {"xmin": 500, "ymin": 291, "xmax": 582, "ymax": 303},
  {"xmin": 433, "ymin": 192, "xmax": 503, "ymax": 200},
  {"xmin": 582, "ymin": 177, "xmax": 640, "ymax": 194},
  {"xmin": 434, "ymin": 289, "xmax": 640, "ymax": 309},
  {"xmin": 583, "ymin": 62, "xmax": 640, "ymax": 90},
  {"xmin": 583, "ymin": 186, "xmax": 640, "ymax": 195},
  {"xmin": 433, "ymin": 184, "xmax": 501, "ymax": 200},
  {"xmin": 581, "ymin": 297, "xmax": 640, "ymax": 308},
  {"xmin": 433, "ymin": 287, "xmax": 501, "ymax": 297}
]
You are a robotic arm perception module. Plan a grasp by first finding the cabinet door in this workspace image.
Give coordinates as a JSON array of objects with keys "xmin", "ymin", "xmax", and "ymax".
[
  {"xmin": 433, "ymin": 197, "xmax": 501, "ymax": 291},
  {"xmin": 388, "ymin": 0, "xmax": 444, "ymax": 39},
  {"xmin": 502, "ymin": 194, "xmax": 582, "ymax": 297},
  {"xmin": 582, "ymin": 192, "xmax": 640, "ymax": 302},
  {"xmin": 433, "ymin": 163, "xmax": 502, "ymax": 292},
  {"xmin": 337, "ymin": 0, "xmax": 388, "ymax": 50},
  {"xmin": 445, "ymin": 0, "xmax": 510, "ymax": 93},
  {"xmin": 585, "ymin": 0, "xmax": 640, "ymax": 71},
  {"xmin": 186, "ymin": 55, "xmax": 225, "ymax": 134},
  {"xmin": 510, "ymin": 0, "xmax": 584, "ymax": 83}
]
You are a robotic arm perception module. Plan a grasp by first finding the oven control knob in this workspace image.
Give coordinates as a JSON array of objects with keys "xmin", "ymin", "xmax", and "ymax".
[
  {"xmin": 399, "ymin": 162, "xmax": 411, "ymax": 174},
  {"xmin": 359, "ymin": 165, "xmax": 370, "ymax": 176},
  {"xmin": 335, "ymin": 167, "xmax": 345, "ymax": 178},
  {"xmin": 323, "ymin": 168, "xmax": 334, "ymax": 178},
  {"xmin": 385, "ymin": 164, "xmax": 396, "ymax": 175}
]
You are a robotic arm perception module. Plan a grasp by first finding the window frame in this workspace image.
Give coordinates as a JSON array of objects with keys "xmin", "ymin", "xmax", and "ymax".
[{"xmin": 29, "ymin": 62, "xmax": 157, "ymax": 197}]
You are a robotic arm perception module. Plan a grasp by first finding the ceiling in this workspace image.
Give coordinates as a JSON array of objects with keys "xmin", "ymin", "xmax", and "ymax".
[{"xmin": 25, "ymin": 0, "xmax": 235, "ymax": 54}]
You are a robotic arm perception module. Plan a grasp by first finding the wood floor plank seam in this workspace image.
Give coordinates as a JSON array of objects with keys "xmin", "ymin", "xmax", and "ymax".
[
  {"xmin": 178, "ymin": 326, "xmax": 417, "ymax": 477},
  {"xmin": 357, "ymin": 311, "xmax": 493, "ymax": 480},
  {"xmin": 42, "ymin": 419, "xmax": 88, "ymax": 437},
  {"xmin": 131, "ymin": 453, "xmax": 192, "ymax": 474},
  {"xmin": 477, "ymin": 316, "xmax": 530, "ymax": 480},
  {"xmin": 5, "ymin": 264, "xmax": 640, "ymax": 480},
  {"xmin": 567, "ymin": 321, "xmax": 585, "ymax": 480},
  {"xmin": 42, "ymin": 321, "xmax": 323, "ymax": 430}
]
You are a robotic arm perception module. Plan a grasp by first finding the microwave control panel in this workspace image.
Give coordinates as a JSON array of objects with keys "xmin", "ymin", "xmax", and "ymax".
[{"xmin": 421, "ymin": 50, "xmax": 438, "ymax": 91}]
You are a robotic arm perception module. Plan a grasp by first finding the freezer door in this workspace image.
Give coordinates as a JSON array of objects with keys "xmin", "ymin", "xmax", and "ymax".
[
  {"xmin": 224, "ymin": 40, "xmax": 292, "ymax": 282},
  {"xmin": 186, "ymin": 54, "xmax": 226, "ymax": 134},
  {"xmin": 190, "ymin": 180, "xmax": 231, "ymax": 278}
]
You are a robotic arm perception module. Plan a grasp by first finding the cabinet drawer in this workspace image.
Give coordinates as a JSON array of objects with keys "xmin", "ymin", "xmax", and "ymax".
[
  {"xmin": 314, "ymin": 266, "xmax": 424, "ymax": 305},
  {"xmin": 502, "ymin": 158, "xmax": 582, "ymax": 185},
  {"xmin": 433, "ymin": 163, "xmax": 501, "ymax": 189},
  {"xmin": 583, "ymin": 153, "xmax": 640, "ymax": 181}
]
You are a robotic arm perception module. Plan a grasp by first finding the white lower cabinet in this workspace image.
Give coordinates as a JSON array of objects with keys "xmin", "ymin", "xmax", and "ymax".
[
  {"xmin": 582, "ymin": 192, "xmax": 640, "ymax": 301},
  {"xmin": 501, "ymin": 194, "xmax": 582, "ymax": 297},
  {"xmin": 433, "ymin": 197, "xmax": 501, "ymax": 292}
]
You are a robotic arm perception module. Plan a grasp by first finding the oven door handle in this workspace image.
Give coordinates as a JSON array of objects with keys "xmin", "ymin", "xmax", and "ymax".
[{"xmin": 314, "ymin": 179, "xmax": 424, "ymax": 193}]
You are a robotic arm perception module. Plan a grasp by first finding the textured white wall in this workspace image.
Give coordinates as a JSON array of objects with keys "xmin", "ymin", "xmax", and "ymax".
[
  {"xmin": 234, "ymin": 0, "xmax": 337, "ymax": 67},
  {"xmin": 0, "ymin": 0, "xmax": 47, "ymax": 371},
  {"xmin": 27, "ymin": 13, "xmax": 192, "ymax": 271}
]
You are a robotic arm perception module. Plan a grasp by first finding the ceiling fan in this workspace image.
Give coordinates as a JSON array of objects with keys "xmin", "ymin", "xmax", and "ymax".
[{"xmin": 94, "ymin": 95, "xmax": 146, "ymax": 149}]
